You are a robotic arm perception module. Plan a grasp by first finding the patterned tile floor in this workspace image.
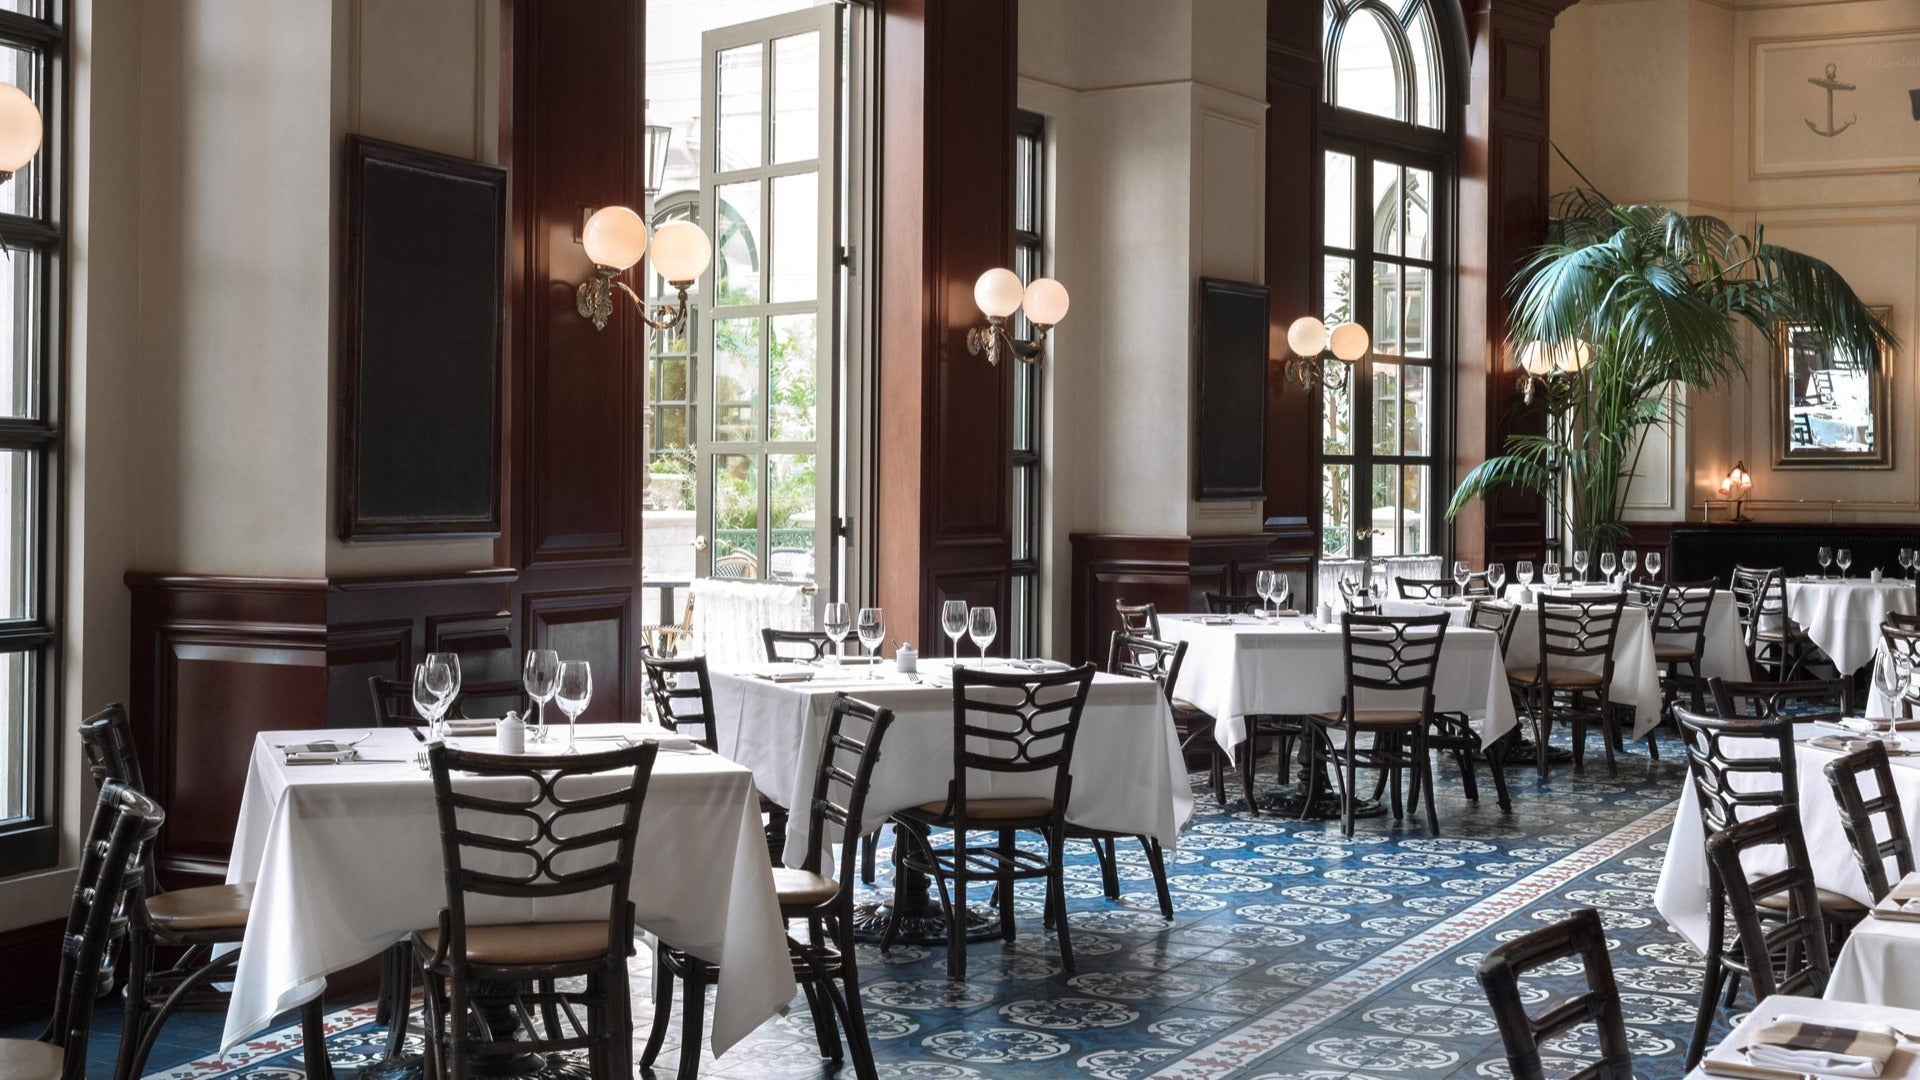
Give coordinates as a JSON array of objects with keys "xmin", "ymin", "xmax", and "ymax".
[{"xmin": 13, "ymin": 734, "xmax": 1734, "ymax": 1079}]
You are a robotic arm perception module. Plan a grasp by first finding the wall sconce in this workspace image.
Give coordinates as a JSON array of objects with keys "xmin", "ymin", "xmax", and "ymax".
[
  {"xmin": 1719, "ymin": 460, "xmax": 1754, "ymax": 522},
  {"xmin": 967, "ymin": 268, "xmax": 1069, "ymax": 366},
  {"xmin": 0, "ymin": 83, "xmax": 41, "ymax": 185},
  {"xmin": 1515, "ymin": 338, "xmax": 1591, "ymax": 404},
  {"xmin": 1283, "ymin": 315, "xmax": 1369, "ymax": 392},
  {"xmin": 644, "ymin": 123, "xmax": 671, "ymax": 200},
  {"xmin": 573, "ymin": 205, "xmax": 712, "ymax": 332}
]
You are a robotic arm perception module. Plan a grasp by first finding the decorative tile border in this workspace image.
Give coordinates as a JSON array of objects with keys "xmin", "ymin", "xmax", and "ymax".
[{"xmin": 1147, "ymin": 801, "xmax": 1679, "ymax": 1079}]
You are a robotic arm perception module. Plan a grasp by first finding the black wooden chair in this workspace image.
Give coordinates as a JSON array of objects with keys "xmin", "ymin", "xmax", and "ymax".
[
  {"xmin": 1394, "ymin": 576, "xmax": 1458, "ymax": 600},
  {"xmin": 1476, "ymin": 907, "xmax": 1633, "ymax": 1080},
  {"xmin": 82, "ymin": 704, "xmax": 337, "ymax": 1080},
  {"xmin": 0, "ymin": 781, "xmax": 163, "ymax": 1080},
  {"xmin": 1646, "ymin": 580, "xmax": 1718, "ymax": 726},
  {"xmin": 644, "ymin": 696, "xmax": 895, "ymax": 1080},
  {"xmin": 1114, "ymin": 599, "xmax": 1160, "ymax": 639},
  {"xmin": 1703, "ymin": 807, "xmax": 1832, "ymax": 1060},
  {"xmin": 1073, "ymin": 632, "xmax": 1184, "ymax": 919},
  {"xmin": 763, "ymin": 628, "xmax": 834, "ymax": 663},
  {"xmin": 1338, "ymin": 575, "xmax": 1380, "ymax": 614},
  {"xmin": 1206, "ymin": 592, "xmax": 1305, "ymax": 808},
  {"xmin": 886, "ymin": 664, "xmax": 1096, "ymax": 980},
  {"xmin": 1302, "ymin": 612, "xmax": 1449, "ymax": 837},
  {"xmin": 1510, "ymin": 595, "xmax": 1624, "ymax": 778},
  {"xmin": 641, "ymin": 650, "xmax": 792, "ymax": 865},
  {"xmin": 1826, "ymin": 740, "xmax": 1916, "ymax": 904},
  {"xmin": 414, "ymin": 740, "xmax": 660, "ymax": 1080},
  {"xmin": 368, "ymin": 677, "xmax": 529, "ymax": 726},
  {"xmin": 1203, "ymin": 591, "xmax": 1265, "ymax": 614},
  {"xmin": 1731, "ymin": 565, "xmax": 1813, "ymax": 680},
  {"xmin": 1417, "ymin": 602, "xmax": 1516, "ymax": 818}
]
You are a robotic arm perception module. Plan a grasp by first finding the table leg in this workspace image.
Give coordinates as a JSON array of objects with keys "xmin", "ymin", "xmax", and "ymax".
[
  {"xmin": 1252, "ymin": 726, "xmax": 1386, "ymax": 821},
  {"xmin": 852, "ymin": 830, "xmax": 997, "ymax": 945}
]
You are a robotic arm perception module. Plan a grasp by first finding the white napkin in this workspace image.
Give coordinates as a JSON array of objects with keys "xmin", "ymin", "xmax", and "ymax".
[
  {"xmin": 442, "ymin": 718, "xmax": 497, "ymax": 737},
  {"xmin": 1744, "ymin": 1016, "xmax": 1897, "ymax": 1077},
  {"xmin": 627, "ymin": 727, "xmax": 698, "ymax": 751},
  {"xmin": 283, "ymin": 742, "xmax": 358, "ymax": 765}
]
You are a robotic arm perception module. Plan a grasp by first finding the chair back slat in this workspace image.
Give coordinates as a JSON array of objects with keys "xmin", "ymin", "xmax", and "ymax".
[
  {"xmin": 1339, "ymin": 576, "xmax": 1381, "ymax": 614},
  {"xmin": 1708, "ymin": 805, "xmax": 1831, "ymax": 1000},
  {"xmin": 1341, "ymin": 612, "xmax": 1448, "ymax": 695},
  {"xmin": 1476, "ymin": 907, "xmax": 1634, "ymax": 1080},
  {"xmin": 1649, "ymin": 581, "xmax": 1717, "ymax": 652},
  {"xmin": 1114, "ymin": 600, "xmax": 1160, "ymax": 639},
  {"xmin": 79, "ymin": 703, "xmax": 146, "ymax": 794},
  {"xmin": 801, "ymin": 695, "xmax": 896, "ymax": 903},
  {"xmin": 1710, "ymin": 676, "xmax": 1851, "ymax": 726},
  {"xmin": 1467, "ymin": 599, "xmax": 1519, "ymax": 654},
  {"xmin": 1675, "ymin": 703, "xmax": 1798, "ymax": 839},
  {"xmin": 45, "ymin": 782, "xmax": 163, "ymax": 1069},
  {"xmin": 1536, "ymin": 595, "xmax": 1625, "ymax": 663},
  {"xmin": 1826, "ymin": 741, "xmax": 1916, "ymax": 903},
  {"xmin": 1730, "ymin": 565, "xmax": 1791, "ymax": 654},
  {"xmin": 1105, "ymin": 632, "xmax": 1186, "ymax": 703},
  {"xmin": 942, "ymin": 665, "xmax": 1095, "ymax": 826},
  {"xmin": 640, "ymin": 651, "xmax": 720, "ymax": 750},
  {"xmin": 763, "ymin": 628, "xmax": 833, "ymax": 663},
  {"xmin": 1394, "ymin": 576, "xmax": 1457, "ymax": 600}
]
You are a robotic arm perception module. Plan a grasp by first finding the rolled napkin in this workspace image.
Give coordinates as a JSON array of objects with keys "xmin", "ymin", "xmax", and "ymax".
[
  {"xmin": 626, "ymin": 727, "xmax": 698, "ymax": 752},
  {"xmin": 282, "ymin": 741, "xmax": 358, "ymax": 765},
  {"xmin": 1845, "ymin": 717, "xmax": 1920, "ymax": 733},
  {"xmin": 1872, "ymin": 873, "xmax": 1920, "ymax": 922},
  {"xmin": 441, "ymin": 718, "xmax": 498, "ymax": 737},
  {"xmin": 1743, "ymin": 1017, "xmax": 1897, "ymax": 1077}
]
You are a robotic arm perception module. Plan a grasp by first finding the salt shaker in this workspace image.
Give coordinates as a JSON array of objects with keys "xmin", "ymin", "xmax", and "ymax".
[
  {"xmin": 896, "ymin": 642, "xmax": 918, "ymax": 673},
  {"xmin": 497, "ymin": 709, "xmax": 526, "ymax": 754}
]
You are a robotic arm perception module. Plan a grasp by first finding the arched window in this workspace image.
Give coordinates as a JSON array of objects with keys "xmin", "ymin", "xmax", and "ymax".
[{"xmin": 1318, "ymin": 0, "xmax": 1458, "ymax": 562}]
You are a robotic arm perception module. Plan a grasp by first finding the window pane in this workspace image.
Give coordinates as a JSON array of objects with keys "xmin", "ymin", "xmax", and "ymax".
[
  {"xmin": 1322, "ymin": 373, "xmax": 1351, "ymax": 456},
  {"xmin": 712, "ymin": 316, "xmax": 760, "ymax": 442},
  {"xmin": 0, "ymin": 450, "xmax": 35, "ymax": 621},
  {"xmin": 1333, "ymin": 8, "xmax": 1403, "ymax": 121},
  {"xmin": 1408, "ymin": 2, "xmax": 1442, "ymax": 129},
  {"xmin": 0, "ymin": 45, "xmax": 44, "ymax": 219},
  {"xmin": 1015, "ymin": 133, "xmax": 1041, "ymax": 234},
  {"xmin": 658, "ymin": 357, "xmax": 689, "ymax": 403},
  {"xmin": 1403, "ymin": 363, "xmax": 1431, "ymax": 456},
  {"xmin": 1402, "ymin": 464, "xmax": 1430, "ymax": 554},
  {"xmin": 1372, "ymin": 362, "xmax": 1399, "ymax": 456},
  {"xmin": 768, "ymin": 172, "xmax": 817, "ymax": 303},
  {"xmin": 0, "ymin": 649, "xmax": 33, "ymax": 822},
  {"xmin": 1403, "ymin": 265, "xmax": 1431, "ymax": 358},
  {"xmin": 0, "ymin": 245, "xmax": 40, "ymax": 419},
  {"xmin": 1371, "ymin": 464, "xmax": 1400, "ymax": 556},
  {"xmin": 1372, "ymin": 161, "xmax": 1401, "ymax": 256},
  {"xmin": 771, "ymin": 33, "xmax": 818, "ymax": 164},
  {"xmin": 1323, "ymin": 255, "xmax": 1354, "ymax": 326},
  {"xmin": 1372, "ymin": 262, "xmax": 1401, "ymax": 356},
  {"xmin": 1322, "ymin": 464, "xmax": 1353, "ymax": 557},
  {"xmin": 1324, "ymin": 151, "xmax": 1354, "ymax": 250},
  {"xmin": 715, "ymin": 43, "xmax": 763, "ymax": 172},
  {"xmin": 1012, "ymin": 358, "xmax": 1038, "ymax": 453},
  {"xmin": 1013, "ymin": 463, "xmax": 1034, "ymax": 561},
  {"xmin": 768, "ymin": 314, "xmax": 816, "ymax": 442},
  {"xmin": 766, "ymin": 453, "xmax": 815, "ymax": 582},
  {"xmin": 712, "ymin": 453, "xmax": 759, "ymax": 576},
  {"xmin": 1405, "ymin": 166, "xmax": 1433, "ymax": 261},
  {"xmin": 714, "ymin": 181, "xmax": 762, "ymax": 305}
]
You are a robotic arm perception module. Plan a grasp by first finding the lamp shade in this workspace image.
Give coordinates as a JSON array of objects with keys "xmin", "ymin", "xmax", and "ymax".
[
  {"xmin": 1517, "ymin": 341, "xmax": 1554, "ymax": 376},
  {"xmin": 1721, "ymin": 461, "xmax": 1752, "ymax": 498},
  {"xmin": 581, "ymin": 206, "xmax": 649, "ymax": 272},
  {"xmin": 1286, "ymin": 316, "xmax": 1329, "ymax": 357},
  {"xmin": 973, "ymin": 268, "xmax": 1024, "ymax": 319},
  {"xmin": 0, "ymin": 84, "xmax": 38, "ymax": 176},
  {"xmin": 1551, "ymin": 339, "xmax": 1592, "ymax": 373},
  {"xmin": 1022, "ymin": 277, "xmax": 1070, "ymax": 326},
  {"xmin": 648, "ymin": 219, "xmax": 712, "ymax": 284},
  {"xmin": 1328, "ymin": 321, "xmax": 1370, "ymax": 362}
]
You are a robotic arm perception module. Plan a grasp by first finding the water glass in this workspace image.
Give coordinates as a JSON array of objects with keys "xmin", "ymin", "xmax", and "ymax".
[
  {"xmin": 1818, "ymin": 547, "xmax": 1833, "ymax": 578},
  {"xmin": 942, "ymin": 600, "xmax": 969, "ymax": 664},
  {"xmin": 1645, "ymin": 552, "xmax": 1662, "ymax": 582},
  {"xmin": 1516, "ymin": 560, "xmax": 1535, "ymax": 587},
  {"xmin": 1572, "ymin": 551, "xmax": 1590, "ymax": 584},
  {"xmin": 413, "ymin": 661, "xmax": 452, "ymax": 739},
  {"xmin": 823, "ymin": 602, "xmax": 852, "ymax": 665},
  {"xmin": 1487, "ymin": 563, "xmax": 1506, "ymax": 593},
  {"xmin": 426, "ymin": 652, "xmax": 462, "ymax": 719},
  {"xmin": 554, "ymin": 660, "xmax": 592, "ymax": 754},
  {"xmin": 969, "ymin": 606, "xmax": 998, "ymax": 665},
  {"xmin": 1838, "ymin": 549, "xmax": 1854, "ymax": 579},
  {"xmin": 1543, "ymin": 560, "xmax": 1562, "ymax": 587},
  {"xmin": 1255, "ymin": 570, "xmax": 1277, "ymax": 618},
  {"xmin": 522, "ymin": 649, "xmax": 560, "ymax": 743},
  {"xmin": 857, "ymin": 607, "xmax": 886, "ymax": 678},
  {"xmin": 1452, "ymin": 560, "xmax": 1471, "ymax": 595}
]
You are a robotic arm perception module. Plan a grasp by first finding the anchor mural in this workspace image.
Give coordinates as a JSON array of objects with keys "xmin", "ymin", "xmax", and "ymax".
[{"xmin": 1805, "ymin": 62, "xmax": 1857, "ymax": 138}]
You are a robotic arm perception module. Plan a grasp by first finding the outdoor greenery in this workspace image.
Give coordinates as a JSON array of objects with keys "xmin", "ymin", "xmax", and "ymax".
[{"xmin": 1447, "ymin": 168, "xmax": 1898, "ymax": 555}]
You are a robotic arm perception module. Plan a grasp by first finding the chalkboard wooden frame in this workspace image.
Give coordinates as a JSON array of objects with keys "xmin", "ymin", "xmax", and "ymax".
[
  {"xmin": 1193, "ymin": 277, "xmax": 1272, "ymax": 502},
  {"xmin": 338, "ymin": 135, "xmax": 507, "ymax": 541}
]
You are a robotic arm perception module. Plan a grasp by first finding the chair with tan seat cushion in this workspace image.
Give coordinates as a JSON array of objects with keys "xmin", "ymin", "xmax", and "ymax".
[
  {"xmin": 1302, "ymin": 612, "xmax": 1451, "ymax": 838},
  {"xmin": 0, "ymin": 782, "xmax": 162, "ymax": 1080},
  {"xmin": 645, "ymin": 694, "xmax": 896, "ymax": 1080},
  {"xmin": 1067, "ymin": 634, "xmax": 1184, "ymax": 921},
  {"xmin": 1731, "ymin": 565, "xmax": 1813, "ymax": 680},
  {"xmin": 642, "ymin": 649, "xmax": 793, "ymax": 866},
  {"xmin": 413, "ymin": 739, "xmax": 662, "ymax": 1080},
  {"xmin": 1511, "ymin": 595, "xmax": 1626, "ymax": 780},
  {"xmin": 1642, "ymin": 581, "xmax": 1718, "ymax": 750},
  {"xmin": 1825, "ymin": 740, "xmax": 1917, "ymax": 904}
]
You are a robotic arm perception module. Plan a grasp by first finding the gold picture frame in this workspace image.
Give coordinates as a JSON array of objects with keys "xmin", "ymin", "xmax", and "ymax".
[{"xmin": 1772, "ymin": 306, "xmax": 1892, "ymax": 470}]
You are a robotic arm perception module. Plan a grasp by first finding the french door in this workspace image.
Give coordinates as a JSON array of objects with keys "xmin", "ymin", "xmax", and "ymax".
[{"xmin": 693, "ymin": 6, "xmax": 841, "ymax": 590}]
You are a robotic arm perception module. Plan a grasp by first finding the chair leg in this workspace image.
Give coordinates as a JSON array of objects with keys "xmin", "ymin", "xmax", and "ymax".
[
  {"xmin": 1209, "ymin": 745, "xmax": 1227, "ymax": 806},
  {"xmin": 300, "ymin": 996, "xmax": 334, "ymax": 1080},
  {"xmin": 1297, "ymin": 726, "xmax": 1325, "ymax": 823},
  {"xmin": 836, "ymin": 947, "xmax": 880, "ymax": 1080},
  {"xmin": 861, "ymin": 830, "xmax": 878, "ymax": 886},
  {"xmin": 1387, "ymin": 735, "xmax": 1405, "ymax": 822},
  {"xmin": 1142, "ymin": 837, "xmax": 1174, "ymax": 921},
  {"xmin": 945, "ymin": 857, "xmax": 969, "ymax": 981},
  {"xmin": 608, "ymin": 956, "xmax": 636, "ymax": 1080},
  {"xmin": 998, "ymin": 830, "xmax": 1019, "ymax": 942},
  {"xmin": 1095, "ymin": 836, "xmax": 1120, "ymax": 902},
  {"xmin": 1486, "ymin": 737, "xmax": 1512, "ymax": 813},
  {"xmin": 799, "ymin": 977, "xmax": 839, "ymax": 1062},
  {"xmin": 1687, "ymin": 908, "xmax": 1728, "ymax": 1071},
  {"xmin": 382, "ymin": 946, "xmax": 413, "ymax": 1061},
  {"xmin": 113, "ymin": 932, "xmax": 152, "ymax": 1080},
  {"xmin": 677, "ymin": 958, "xmax": 708, "ymax": 1080},
  {"xmin": 1239, "ymin": 736, "xmax": 1259, "ymax": 814},
  {"xmin": 1049, "ymin": 828, "xmax": 1075, "ymax": 975},
  {"xmin": 640, "ymin": 945, "xmax": 673, "ymax": 1068},
  {"xmin": 1603, "ymin": 706, "xmax": 1619, "ymax": 776},
  {"xmin": 1535, "ymin": 692, "xmax": 1552, "ymax": 783},
  {"xmin": 1418, "ymin": 730, "xmax": 1439, "ymax": 835},
  {"xmin": 1342, "ymin": 731, "xmax": 1360, "ymax": 838}
]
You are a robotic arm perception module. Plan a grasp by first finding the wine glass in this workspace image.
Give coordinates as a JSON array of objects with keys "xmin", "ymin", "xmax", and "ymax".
[
  {"xmin": 1838, "ymin": 548, "xmax": 1854, "ymax": 579},
  {"xmin": 413, "ymin": 661, "xmax": 452, "ymax": 740},
  {"xmin": 1621, "ymin": 549, "xmax": 1638, "ymax": 583},
  {"xmin": 1255, "ymin": 570, "xmax": 1277, "ymax": 619},
  {"xmin": 1572, "ymin": 550, "xmax": 1590, "ymax": 585},
  {"xmin": 1543, "ymin": 560, "xmax": 1562, "ymax": 588},
  {"xmin": 1273, "ymin": 575, "xmax": 1292, "ymax": 611},
  {"xmin": 1901, "ymin": 549, "xmax": 1915, "ymax": 581},
  {"xmin": 823, "ymin": 602, "xmax": 852, "ymax": 666},
  {"xmin": 522, "ymin": 649, "xmax": 559, "ymax": 743},
  {"xmin": 1645, "ymin": 552, "xmax": 1662, "ymax": 582},
  {"xmin": 1452, "ymin": 560, "xmax": 1471, "ymax": 596},
  {"xmin": 426, "ymin": 651, "xmax": 462, "ymax": 721},
  {"xmin": 1487, "ymin": 563, "xmax": 1506, "ymax": 594},
  {"xmin": 1818, "ymin": 546, "xmax": 1833, "ymax": 579},
  {"xmin": 1875, "ymin": 644, "xmax": 1911, "ymax": 716},
  {"xmin": 942, "ymin": 600, "xmax": 969, "ymax": 665},
  {"xmin": 968, "ymin": 606, "xmax": 998, "ymax": 666},
  {"xmin": 1600, "ymin": 552, "xmax": 1618, "ymax": 586},
  {"xmin": 1516, "ymin": 560, "xmax": 1535, "ymax": 587},
  {"xmin": 857, "ymin": 607, "xmax": 886, "ymax": 678},
  {"xmin": 554, "ymin": 660, "xmax": 592, "ymax": 754}
]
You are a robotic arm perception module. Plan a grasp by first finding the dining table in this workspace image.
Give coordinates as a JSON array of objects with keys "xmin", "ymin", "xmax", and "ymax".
[
  {"xmin": 219, "ymin": 725, "xmax": 796, "ymax": 1060},
  {"xmin": 1788, "ymin": 576, "xmax": 1918, "ymax": 674},
  {"xmin": 1688, "ymin": 994, "xmax": 1920, "ymax": 1078},
  {"xmin": 1828, "ymin": 872, "xmax": 1920, "ymax": 1011}
]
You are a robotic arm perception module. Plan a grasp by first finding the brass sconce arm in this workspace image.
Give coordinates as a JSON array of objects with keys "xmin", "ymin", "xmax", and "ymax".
[
  {"xmin": 575, "ymin": 268, "xmax": 693, "ymax": 333},
  {"xmin": 965, "ymin": 315, "xmax": 1053, "ymax": 366}
]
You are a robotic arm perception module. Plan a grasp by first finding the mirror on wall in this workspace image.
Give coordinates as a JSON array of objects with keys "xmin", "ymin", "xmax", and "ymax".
[{"xmin": 1772, "ymin": 306, "xmax": 1893, "ymax": 470}]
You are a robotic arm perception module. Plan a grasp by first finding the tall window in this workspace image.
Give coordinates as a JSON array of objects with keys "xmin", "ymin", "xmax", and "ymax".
[
  {"xmin": 0, "ymin": 0, "xmax": 61, "ymax": 877},
  {"xmin": 1319, "ymin": 0, "xmax": 1452, "ymax": 560},
  {"xmin": 1008, "ymin": 111, "xmax": 1044, "ymax": 656}
]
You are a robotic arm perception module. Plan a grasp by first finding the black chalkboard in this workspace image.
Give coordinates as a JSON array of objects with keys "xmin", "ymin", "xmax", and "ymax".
[
  {"xmin": 1193, "ymin": 278, "xmax": 1271, "ymax": 501},
  {"xmin": 338, "ymin": 136, "xmax": 506, "ymax": 540}
]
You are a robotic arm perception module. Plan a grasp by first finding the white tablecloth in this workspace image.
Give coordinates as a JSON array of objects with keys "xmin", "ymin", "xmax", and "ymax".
[
  {"xmin": 1688, "ymin": 995, "xmax": 1920, "ymax": 1078},
  {"xmin": 1654, "ymin": 727, "xmax": 1908, "ymax": 951},
  {"xmin": 1829, "ymin": 903, "xmax": 1920, "ymax": 1010},
  {"xmin": 222, "ymin": 728, "xmax": 794, "ymax": 1057},
  {"xmin": 707, "ymin": 659, "xmax": 1192, "ymax": 858},
  {"xmin": 1788, "ymin": 578, "xmax": 1918, "ymax": 674},
  {"xmin": 1160, "ymin": 615, "xmax": 1518, "ymax": 760}
]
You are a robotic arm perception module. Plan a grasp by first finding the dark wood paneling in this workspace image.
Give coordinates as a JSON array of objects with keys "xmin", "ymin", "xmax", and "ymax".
[
  {"xmin": 127, "ymin": 574, "xmax": 328, "ymax": 885},
  {"xmin": 524, "ymin": 588, "xmax": 630, "ymax": 725},
  {"xmin": 0, "ymin": 918, "xmax": 63, "ymax": 1024},
  {"xmin": 1068, "ymin": 534, "xmax": 1281, "ymax": 665},
  {"xmin": 1264, "ymin": 0, "xmax": 1323, "ymax": 542},
  {"xmin": 325, "ymin": 569, "xmax": 517, "ymax": 727},
  {"xmin": 1668, "ymin": 523, "xmax": 1920, "ymax": 587}
]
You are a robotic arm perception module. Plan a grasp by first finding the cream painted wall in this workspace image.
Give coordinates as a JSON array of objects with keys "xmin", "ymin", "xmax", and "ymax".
[
  {"xmin": 1551, "ymin": 0, "xmax": 1920, "ymax": 526},
  {"xmin": 1019, "ymin": 0, "xmax": 1267, "ymax": 655}
]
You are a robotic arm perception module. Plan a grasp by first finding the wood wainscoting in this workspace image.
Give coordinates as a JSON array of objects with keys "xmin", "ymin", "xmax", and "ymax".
[
  {"xmin": 325, "ymin": 569, "xmax": 518, "ymax": 728},
  {"xmin": 1068, "ymin": 533, "xmax": 1289, "ymax": 664}
]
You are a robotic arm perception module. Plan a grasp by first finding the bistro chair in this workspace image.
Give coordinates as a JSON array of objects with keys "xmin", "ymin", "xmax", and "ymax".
[
  {"xmin": 1394, "ymin": 576, "xmax": 1457, "ymax": 601},
  {"xmin": 1697, "ymin": 807, "xmax": 1832, "ymax": 1068},
  {"xmin": 886, "ymin": 664, "xmax": 1096, "ymax": 980},
  {"xmin": 1467, "ymin": 598, "xmax": 1520, "ymax": 654},
  {"xmin": 1731, "ymin": 565, "xmax": 1812, "ymax": 680},
  {"xmin": 1302, "ymin": 612, "xmax": 1449, "ymax": 837},
  {"xmin": 763, "ymin": 628, "xmax": 835, "ymax": 663},
  {"xmin": 414, "ymin": 740, "xmax": 660, "ymax": 1080},
  {"xmin": 1710, "ymin": 676, "xmax": 1852, "ymax": 727},
  {"xmin": 368, "ymin": 677, "xmax": 529, "ymax": 727},
  {"xmin": 1338, "ymin": 575, "xmax": 1381, "ymax": 614},
  {"xmin": 0, "ymin": 781, "xmax": 164, "ymax": 1080},
  {"xmin": 80, "ymin": 705, "xmax": 338, "ymax": 1080},
  {"xmin": 1475, "ymin": 907, "xmax": 1633, "ymax": 1080},
  {"xmin": 1825, "ymin": 741, "xmax": 1916, "ymax": 904},
  {"xmin": 644, "ymin": 696, "xmax": 895, "ymax": 1080},
  {"xmin": 1509, "ymin": 595, "xmax": 1624, "ymax": 779},
  {"xmin": 1203, "ymin": 591, "xmax": 1265, "ymax": 614},
  {"xmin": 641, "ymin": 650, "xmax": 792, "ymax": 865},
  {"xmin": 1074, "ymin": 632, "xmax": 1184, "ymax": 919},
  {"xmin": 1114, "ymin": 599, "xmax": 1160, "ymax": 639},
  {"xmin": 1646, "ymin": 580, "xmax": 1718, "ymax": 725},
  {"xmin": 1418, "ymin": 603, "xmax": 1517, "ymax": 818}
]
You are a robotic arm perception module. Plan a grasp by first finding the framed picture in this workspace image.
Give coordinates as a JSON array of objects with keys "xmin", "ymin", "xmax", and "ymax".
[
  {"xmin": 1192, "ymin": 278, "xmax": 1271, "ymax": 501},
  {"xmin": 1772, "ymin": 306, "xmax": 1893, "ymax": 470},
  {"xmin": 1751, "ymin": 29, "xmax": 1920, "ymax": 178}
]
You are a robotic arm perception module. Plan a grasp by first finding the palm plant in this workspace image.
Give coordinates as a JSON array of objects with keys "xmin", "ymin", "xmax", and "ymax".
[{"xmin": 1448, "ymin": 175, "xmax": 1898, "ymax": 555}]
